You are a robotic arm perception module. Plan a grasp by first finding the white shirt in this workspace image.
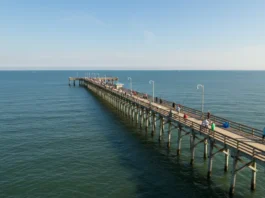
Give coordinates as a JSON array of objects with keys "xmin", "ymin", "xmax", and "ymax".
[{"xmin": 202, "ymin": 119, "xmax": 209, "ymax": 127}]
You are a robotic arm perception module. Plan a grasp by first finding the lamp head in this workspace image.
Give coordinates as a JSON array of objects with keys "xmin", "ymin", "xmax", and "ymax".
[{"xmin": 197, "ymin": 84, "xmax": 203, "ymax": 89}]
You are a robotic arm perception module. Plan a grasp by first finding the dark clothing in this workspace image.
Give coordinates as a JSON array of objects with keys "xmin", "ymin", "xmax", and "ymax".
[{"xmin": 207, "ymin": 112, "xmax": 211, "ymax": 119}]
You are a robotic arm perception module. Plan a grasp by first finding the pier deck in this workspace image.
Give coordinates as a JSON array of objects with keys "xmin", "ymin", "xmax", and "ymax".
[{"xmin": 69, "ymin": 76, "xmax": 265, "ymax": 195}]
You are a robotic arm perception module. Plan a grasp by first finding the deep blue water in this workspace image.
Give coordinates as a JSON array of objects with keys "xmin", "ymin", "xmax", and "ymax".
[{"xmin": 0, "ymin": 71, "xmax": 265, "ymax": 198}]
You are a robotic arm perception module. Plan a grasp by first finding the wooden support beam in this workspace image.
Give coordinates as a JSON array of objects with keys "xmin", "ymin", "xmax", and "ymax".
[
  {"xmin": 235, "ymin": 161, "xmax": 253, "ymax": 174},
  {"xmin": 121, "ymin": 102, "xmax": 123, "ymax": 112},
  {"xmin": 193, "ymin": 137, "xmax": 207, "ymax": 148},
  {"xmin": 127, "ymin": 104, "xmax": 129, "ymax": 117},
  {"xmin": 128, "ymin": 103, "xmax": 131, "ymax": 118},
  {"xmin": 177, "ymin": 127, "xmax": 182, "ymax": 155},
  {"xmin": 190, "ymin": 130, "xmax": 196, "ymax": 165},
  {"xmin": 229, "ymin": 150, "xmax": 239, "ymax": 195},
  {"xmin": 171, "ymin": 125, "xmax": 180, "ymax": 130},
  {"xmin": 134, "ymin": 107, "xmax": 138, "ymax": 122},
  {"xmin": 251, "ymin": 161, "xmax": 257, "ymax": 191},
  {"xmin": 130, "ymin": 104, "xmax": 133, "ymax": 119},
  {"xmin": 159, "ymin": 117, "xmax": 164, "ymax": 141},
  {"xmin": 181, "ymin": 131, "xmax": 191, "ymax": 138},
  {"xmin": 136, "ymin": 108, "xmax": 139, "ymax": 124},
  {"xmin": 224, "ymin": 148, "xmax": 229, "ymax": 172},
  {"xmin": 207, "ymin": 139, "xmax": 214, "ymax": 179},
  {"xmin": 163, "ymin": 120, "xmax": 171, "ymax": 125},
  {"xmin": 168, "ymin": 121, "xmax": 172, "ymax": 148},
  {"xmin": 151, "ymin": 112, "xmax": 156, "ymax": 136},
  {"xmin": 140, "ymin": 109, "xmax": 144, "ymax": 128},
  {"xmin": 145, "ymin": 110, "xmax": 149, "ymax": 131},
  {"xmin": 148, "ymin": 111, "xmax": 152, "ymax": 126},
  {"xmin": 190, "ymin": 134, "xmax": 192, "ymax": 151},
  {"xmin": 204, "ymin": 139, "xmax": 208, "ymax": 159},
  {"xmin": 131, "ymin": 105, "xmax": 134, "ymax": 121},
  {"xmin": 211, "ymin": 148, "xmax": 225, "ymax": 157},
  {"xmin": 154, "ymin": 117, "xmax": 161, "ymax": 122}
]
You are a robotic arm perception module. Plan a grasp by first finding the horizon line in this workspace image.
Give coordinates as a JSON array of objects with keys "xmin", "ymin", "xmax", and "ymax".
[{"xmin": 1, "ymin": 69, "xmax": 265, "ymax": 71}]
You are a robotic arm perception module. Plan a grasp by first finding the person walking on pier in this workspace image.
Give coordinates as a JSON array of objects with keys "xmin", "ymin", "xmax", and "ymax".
[
  {"xmin": 177, "ymin": 105, "xmax": 181, "ymax": 114},
  {"xmin": 201, "ymin": 119, "xmax": 209, "ymax": 132},
  {"xmin": 207, "ymin": 111, "xmax": 211, "ymax": 119}
]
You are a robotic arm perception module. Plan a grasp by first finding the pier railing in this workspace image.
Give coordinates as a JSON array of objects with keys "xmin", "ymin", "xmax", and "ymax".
[
  {"xmin": 99, "ymin": 84, "xmax": 265, "ymax": 162},
  {"xmin": 117, "ymin": 86, "xmax": 263, "ymax": 140}
]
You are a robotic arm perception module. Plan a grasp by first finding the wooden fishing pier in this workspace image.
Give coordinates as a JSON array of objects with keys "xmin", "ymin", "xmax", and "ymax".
[{"xmin": 69, "ymin": 76, "xmax": 265, "ymax": 195}]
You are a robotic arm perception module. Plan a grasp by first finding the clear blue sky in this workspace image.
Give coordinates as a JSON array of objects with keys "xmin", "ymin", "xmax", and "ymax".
[{"xmin": 1, "ymin": 0, "xmax": 265, "ymax": 70}]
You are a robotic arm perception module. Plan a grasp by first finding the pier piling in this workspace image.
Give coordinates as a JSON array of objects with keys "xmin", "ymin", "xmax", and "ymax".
[
  {"xmin": 177, "ymin": 127, "xmax": 182, "ymax": 155},
  {"xmin": 224, "ymin": 148, "xmax": 229, "ymax": 172},
  {"xmin": 168, "ymin": 121, "xmax": 172, "ymax": 148},
  {"xmin": 207, "ymin": 139, "xmax": 214, "ymax": 179},
  {"xmin": 159, "ymin": 117, "xmax": 164, "ymax": 141},
  {"xmin": 204, "ymin": 139, "xmax": 208, "ymax": 159},
  {"xmin": 251, "ymin": 161, "xmax": 257, "ymax": 190},
  {"xmin": 229, "ymin": 151, "xmax": 239, "ymax": 195},
  {"xmin": 190, "ymin": 130, "xmax": 195, "ymax": 165}
]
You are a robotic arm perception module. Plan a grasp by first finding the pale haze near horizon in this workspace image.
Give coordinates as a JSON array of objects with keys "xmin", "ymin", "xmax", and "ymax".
[{"xmin": 1, "ymin": 0, "xmax": 265, "ymax": 70}]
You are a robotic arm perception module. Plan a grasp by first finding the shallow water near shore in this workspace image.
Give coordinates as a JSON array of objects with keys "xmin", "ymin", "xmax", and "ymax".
[{"xmin": 1, "ymin": 70, "xmax": 265, "ymax": 198}]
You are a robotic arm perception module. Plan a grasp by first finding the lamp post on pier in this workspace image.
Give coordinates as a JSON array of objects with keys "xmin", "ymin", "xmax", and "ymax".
[
  {"xmin": 149, "ymin": 80, "xmax": 155, "ymax": 102},
  {"xmin": 197, "ymin": 84, "xmax": 204, "ymax": 118},
  {"xmin": 128, "ymin": 77, "xmax": 132, "ymax": 93}
]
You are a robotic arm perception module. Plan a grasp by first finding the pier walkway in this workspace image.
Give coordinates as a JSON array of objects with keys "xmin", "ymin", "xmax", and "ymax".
[{"xmin": 69, "ymin": 76, "xmax": 265, "ymax": 195}]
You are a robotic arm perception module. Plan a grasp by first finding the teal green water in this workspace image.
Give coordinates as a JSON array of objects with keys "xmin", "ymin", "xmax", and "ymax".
[{"xmin": 1, "ymin": 71, "xmax": 265, "ymax": 198}]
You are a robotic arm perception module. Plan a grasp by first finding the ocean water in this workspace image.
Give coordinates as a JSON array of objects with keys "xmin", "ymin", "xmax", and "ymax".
[{"xmin": 0, "ymin": 70, "xmax": 265, "ymax": 198}]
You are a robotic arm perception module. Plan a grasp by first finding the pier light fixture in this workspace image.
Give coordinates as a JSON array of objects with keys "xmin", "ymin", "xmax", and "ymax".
[
  {"xmin": 197, "ymin": 84, "xmax": 204, "ymax": 117},
  {"xmin": 149, "ymin": 80, "xmax": 155, "ymax": 102},
  {"xmin": 104, "ymin": 75, "xmax": 107, "ymax": 83},
  {"xmin": 128, "ymin": 77, "xmax": 132, "ymax": 93}
]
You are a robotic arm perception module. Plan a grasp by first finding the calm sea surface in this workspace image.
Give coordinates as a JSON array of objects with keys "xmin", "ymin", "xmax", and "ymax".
[{"xmin": 0, "ymin": 71, "xmax": 265, "ymax": 198}]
